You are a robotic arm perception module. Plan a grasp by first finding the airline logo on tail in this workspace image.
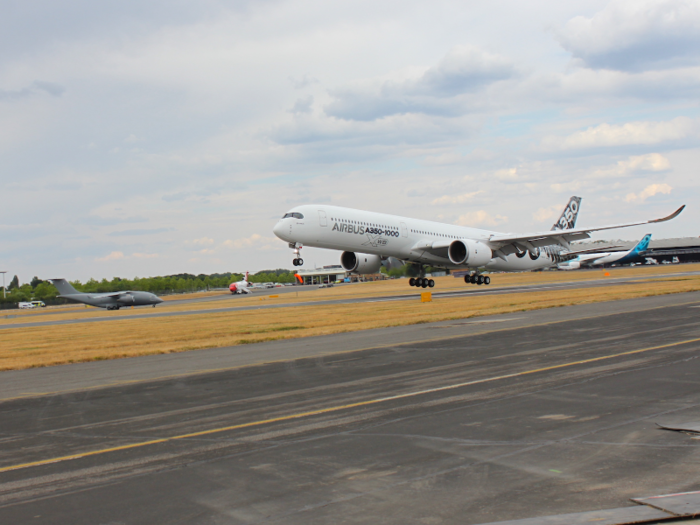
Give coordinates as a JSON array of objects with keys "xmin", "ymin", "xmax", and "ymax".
[{"xmin": 552, "ymin": 196, "xmax": 582, "ymax": 231}]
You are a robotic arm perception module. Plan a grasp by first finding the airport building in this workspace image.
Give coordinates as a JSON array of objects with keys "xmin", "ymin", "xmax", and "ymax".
[
  {"xmin": 574, "ymin": 236, "xmax": 700, "ymax": 265},
  {"xmin": 294, "ymin": 265, "xmax": 388, "ymax": 285}
]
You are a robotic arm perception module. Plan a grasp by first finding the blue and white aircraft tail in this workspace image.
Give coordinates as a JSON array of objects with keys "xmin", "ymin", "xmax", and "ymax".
[{"xmin": 558, "ymin": 234, "xmax": 652, "ymax": 270}]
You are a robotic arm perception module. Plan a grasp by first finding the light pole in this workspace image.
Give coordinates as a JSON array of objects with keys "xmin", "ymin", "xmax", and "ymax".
[{"xmin": 0, "ymin": 272, "xmax": 6, "ymax": 299}]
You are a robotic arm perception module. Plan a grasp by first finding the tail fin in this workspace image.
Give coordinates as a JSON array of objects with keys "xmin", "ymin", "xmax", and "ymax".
[
  {"xmin": 245, "ymin": 271, "xmax": 249, "ymax": 282},
  {"xmin": 49, "ymin": 278, "xmax": 81, "ymax": 296},
  {"xmin": 551, "ymin": 196, "xmax": 582, "ymax": 231},
  {"xmin": 631, "ymin": 234, "xmax": 652, "ymax": 254}
]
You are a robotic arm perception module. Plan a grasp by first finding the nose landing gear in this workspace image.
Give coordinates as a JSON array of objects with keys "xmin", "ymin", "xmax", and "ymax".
[{"xmin": 290, "ymin": 243, "xmax": 304, "ymax": 266}]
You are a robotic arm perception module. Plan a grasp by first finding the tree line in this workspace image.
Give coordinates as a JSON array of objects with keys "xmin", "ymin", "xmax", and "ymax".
[{"xmin": 0, "ymin": 269, "xmax": 298, "ymax": 309}]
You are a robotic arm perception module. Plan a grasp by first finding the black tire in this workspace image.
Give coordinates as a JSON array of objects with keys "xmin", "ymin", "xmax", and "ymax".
[
  {"xmin": 484, "ymin": 276, "xmax": 491, "ymax": 285},
  {"xmin": 298, "ymin": 259, "xmax": 303, "ymax": 265},
  {"xmin": 477, "ymin": 275, "xmax": 484, "ymax": 285},
  {"xmin": 409, "ymin": 277, "xmax": 416, "ymax": 286},
  {"xmin": 421, "ymin": 280, "xmax": 428, "ymax": 288},
  {"xmin": 464, "ymin": 275, "xmax": 470, "ymax": 284},
  {"xmin": 428, "ymin": 279, "xmax": 435, "ymax": 288},
  {"xmin": 470, "ymin": 274, "xmax": 477, "ymax": 284}
]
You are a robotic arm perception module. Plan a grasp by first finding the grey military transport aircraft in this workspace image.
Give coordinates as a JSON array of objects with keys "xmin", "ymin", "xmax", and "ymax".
[{"xmin": 50, "ymin": 279, "xmax": 163, "ymax": 310}]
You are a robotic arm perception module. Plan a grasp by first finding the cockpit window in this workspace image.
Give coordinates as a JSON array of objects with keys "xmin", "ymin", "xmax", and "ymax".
[{"xmin": 282, "ymin": 212, "xmax": 304, "ymax": 219}]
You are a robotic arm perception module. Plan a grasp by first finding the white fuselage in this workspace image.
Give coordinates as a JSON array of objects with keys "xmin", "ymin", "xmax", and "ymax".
[{"xmin": 273, "ymin": 204, "xmax": 560, "ymax": 272}]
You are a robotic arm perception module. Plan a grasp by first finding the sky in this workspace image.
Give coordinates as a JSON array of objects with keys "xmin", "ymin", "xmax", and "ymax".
[{"xmin": 1, "ymin": 0, "xmax": 699, "ymax": 282}]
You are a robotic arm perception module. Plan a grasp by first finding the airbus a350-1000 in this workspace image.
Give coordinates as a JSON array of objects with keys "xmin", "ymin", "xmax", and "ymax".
[{"xmin": 272, "ymin": 199, "xmax": 684, "ymax": 288}]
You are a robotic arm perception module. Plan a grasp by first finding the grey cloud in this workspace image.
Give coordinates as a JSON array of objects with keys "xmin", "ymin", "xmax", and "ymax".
[
  {"xmin": 107, "ymin": 227, "xmax": 173, "ymax": 236},
  {"xmin": 290, "ymin": 96, "xmax": 314, "ymax": 114},
  {"xmin": 557, "ymin": 0, "xmax": 700, "ymax": 71},
  {"xmin": 289, "ymin": 74, "xmax": 319, "ymax": 90},
  {"xmin": 325, "ymin": 46, "xmax": 515, "ymax": 121},
  {"xmin": 0, "ymin": 80, "xmax": 65, "ymax": 100},
  {"xmin": 84, "ymin": 216, "xmax": 149, "ymax": 226}
]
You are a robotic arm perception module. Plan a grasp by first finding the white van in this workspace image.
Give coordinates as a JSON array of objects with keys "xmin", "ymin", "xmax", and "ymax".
[{"xmin": 18, "ymin": 302, "xmax": 36, "ymax": 309}]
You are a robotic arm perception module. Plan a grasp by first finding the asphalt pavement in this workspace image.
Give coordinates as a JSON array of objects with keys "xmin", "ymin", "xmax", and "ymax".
[{"xmin": 1, "ymin": 292, "xmax": 700, "ymax": 524}]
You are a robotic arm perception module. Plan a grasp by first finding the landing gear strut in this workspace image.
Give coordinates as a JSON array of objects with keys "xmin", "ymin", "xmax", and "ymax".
[
  {"xmin": 408, "ymin": 265, "xmax": 434, "ymax": 288},
  {"xmin": 464, "ymin": 272, "xmax": 490, "ymax": 286},
  {"xmin": 290, "ymin": 243, "xmax": 304, "ymax": 266}
]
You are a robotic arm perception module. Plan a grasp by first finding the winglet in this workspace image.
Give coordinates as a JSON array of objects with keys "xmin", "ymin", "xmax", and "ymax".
[{"xmin": 650, "ymin": 205, "xmax": 685, "ymax": 223}]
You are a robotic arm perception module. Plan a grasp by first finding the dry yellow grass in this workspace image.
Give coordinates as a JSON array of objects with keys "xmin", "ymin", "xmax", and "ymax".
[
  {"xmin": 1, "ymin": 269, "xmax": 699, "ymax": 371},
  {"xmin": 3, "ymin": 264, "xmax": 699, "ymax": 327}
]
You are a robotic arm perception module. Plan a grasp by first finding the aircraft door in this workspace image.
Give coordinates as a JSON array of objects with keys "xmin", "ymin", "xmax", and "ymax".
[
  {"xmin": 400, "ymin": 222, "xmax": 407, "ymax": 238},
  {"xmin": 319, "ymin": 210, "xmax": 327, "ymax": 227}
]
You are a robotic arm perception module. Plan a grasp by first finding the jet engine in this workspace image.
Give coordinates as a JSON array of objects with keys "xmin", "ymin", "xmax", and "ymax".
[
  {"xmin": 448, "ymin": 239, "xmax": 492, "ymax": 267},
  {"xmin": 340, "ymin": 252, "xmax": 383, "ymax": 274},
  {"xmin": 559, "ymin": 262, "xmax": 580, "ymax": 270}
]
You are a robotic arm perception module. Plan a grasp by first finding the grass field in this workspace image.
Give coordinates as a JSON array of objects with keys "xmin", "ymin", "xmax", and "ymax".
[{"xmin": 1, "ymin": 264, "xmax": 699, "ymax": 371}]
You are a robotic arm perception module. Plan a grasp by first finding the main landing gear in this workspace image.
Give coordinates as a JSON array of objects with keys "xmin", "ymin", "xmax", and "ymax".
[
  {"xmin": 464, "ymin": 273, "xmax": 491, "ymax": 286},
  {"xmin": 409, "ymin": 277, "xmax": 434, "ymax": 288},
  {"xmin": 290, "ymin": 243, "xmax": 304, "ymax": 266}
]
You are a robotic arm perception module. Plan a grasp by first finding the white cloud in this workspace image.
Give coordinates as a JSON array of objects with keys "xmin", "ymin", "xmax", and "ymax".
[
  {"xmin": 533, "ymin": 205, "xmax": 562, "ymax": 224},
  {"xmin": 557, "ymin": 0, "xmax": 700, "ymax": 71},
  {"xmin": 541, "ymin": 117, "xmax": 696, "ymax": 150},
  {"xmin": 95, "ymin": 251, "xmax": 125, "ymax": 262},
  {"xmin": 131, "ymin": 252, "xmax": 158, "ymax": 258},
  {"xmin": 590, "ymin": 153, "xmax": 671, "ymax": 178},
  {"xmin": 431, "ymin": 191, "xmax": 482, "ymax": 205},
  {"xmin": 189, "ymin": 237, "xmax": 215, "ymax": 246},
  {"xmin": 625, "ymin": 183, "xmax": 673, "ymax": 202},
  {"xmin": 324, "ymin": 45, "xmax": 516, "ymax": 121},
  {"xmin": 223, "ymin": 233, "xmax": 281, "ymax": 250},
  {"xmin": 455, "ymin": 210, "xmax": 508, "ymax": 227}
]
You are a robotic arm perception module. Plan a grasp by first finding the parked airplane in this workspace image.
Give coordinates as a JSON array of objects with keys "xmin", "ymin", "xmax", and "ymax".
[
  {"xmin": 49, "ymin": 279, "xmax": 163, "ymax": 310},
  {"xmin": 558, "ymin": 234, "xmax": 652, "ymax": 270},
  {"xmin": 272, "ymin": 199, "xmax": 684, "ymax": 288},
  {"xmin": 229, "ymin": 272, "xmax": 252, "ymax": 294}
]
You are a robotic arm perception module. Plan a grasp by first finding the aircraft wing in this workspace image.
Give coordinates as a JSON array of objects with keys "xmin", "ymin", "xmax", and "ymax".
[
  {"xmin": 487, "ymin": 205, "xmax": 684, "ymax": 252},
  {"xmin": 562, "ymin": 246, "xmax": 622, "ymax": 256}
]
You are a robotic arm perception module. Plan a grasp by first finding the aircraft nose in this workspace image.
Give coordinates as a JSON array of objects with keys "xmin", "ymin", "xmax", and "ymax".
[
  {"xmin": 155, "ymin": 296, "xmax": 163, "ymax": 304},
  {"xmin": 272, "ymin": 221, "xmax": 285, "ymax": 239}
]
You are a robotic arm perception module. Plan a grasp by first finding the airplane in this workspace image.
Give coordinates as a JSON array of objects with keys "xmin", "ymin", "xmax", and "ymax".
[
  {"xmin": 229, "ymin": 272, "xmax": 253, "ymax": 294},
  {"xmin": 558, "ymin": 234, "xmax": 652, "ymax": 270},
  {"xmin": 272, "ymin": 199, "xmax": 684, "ymax": 288},
  {"xmin": 49, "ymin": 279, "xmax": 163, "ymax": 310}
]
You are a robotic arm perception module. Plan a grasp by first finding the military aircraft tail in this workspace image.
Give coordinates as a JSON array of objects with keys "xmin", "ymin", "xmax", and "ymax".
[
  {"xmin": 50, "ymin": 278, "xmax": 81, "ymax": 296},
  {"xmin": 551, "ymin": 196, "xmax": 582, "ymax": 231}
]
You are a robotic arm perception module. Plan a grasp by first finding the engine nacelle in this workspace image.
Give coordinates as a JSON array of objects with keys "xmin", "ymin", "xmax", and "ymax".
[
  {"xmin": 340, "ymin": 252, "xmax": 383, "ymax": 274},
  {"xmin": 448, "ymin": 239, "xmax": 492, "ymax": 267},
  {"xmin": 559, "ymin": 262, "xmax": 580, "ymax": 270}
]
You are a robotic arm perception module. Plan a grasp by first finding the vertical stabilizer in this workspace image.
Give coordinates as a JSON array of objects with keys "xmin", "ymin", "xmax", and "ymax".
[
  {"xmin": 552, "ymin": 196, "xmax": 582, "ymax": 231},
  {"xmin": 632, "ymin": 234, "xmax": 652, "ymax": 254},
  {"xmin": 49, "ymin": 278, "xmax": 81, "ymax": 296}
]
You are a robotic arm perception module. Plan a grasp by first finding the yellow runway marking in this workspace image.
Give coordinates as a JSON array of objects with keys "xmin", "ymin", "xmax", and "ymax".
[{"xmin": 2, "ymin": 335, "xmax": 700, "ymax": 474}]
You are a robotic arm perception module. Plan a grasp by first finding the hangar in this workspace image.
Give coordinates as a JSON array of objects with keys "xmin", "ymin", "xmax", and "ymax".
[
  {"xmin": 574, "ymin": 236, "xmax": 700, "ymax": 265},
  {"xmin": 294, "ymin": 266, "xmax": 388, "ymax": 285}
]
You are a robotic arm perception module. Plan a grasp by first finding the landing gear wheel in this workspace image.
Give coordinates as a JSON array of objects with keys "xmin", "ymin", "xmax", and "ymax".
[
  {"xmin": 476, "ymin": 275, "xmax": 484, "ymax": 285},
  {"xmin": 470, "ymin": 274, "xmax": 477, "ymax": 284},
  {"xmin": 428, "ymin": 279, "xmax": 435, "ymax": 288},
  {"xmin": 464, "ymin": 275, "xmax": 470, "ymax": 284},
  {"xmin": 409, "ymin": 277, "xmax": 416, "ymax": 286},
  {"xmin": 484, "ymin": 276, "xmax": 491, "ymax": 285},
  {"xmin": 298, "ymin": 258, "xmax": 303, "ymax": 266},
  {"xmin": 421, "ymin": 279, "xmax": 429, "ymax": 288}
]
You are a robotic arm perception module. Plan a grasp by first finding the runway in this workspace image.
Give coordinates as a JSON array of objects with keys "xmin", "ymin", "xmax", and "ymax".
[
  {"xmin": 1, "ymin": 292, "xmax": 700, "ymax": 524},
  {"xmin": 2, "ymin": 270, "xmax": 697, "ymax": 330}
]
